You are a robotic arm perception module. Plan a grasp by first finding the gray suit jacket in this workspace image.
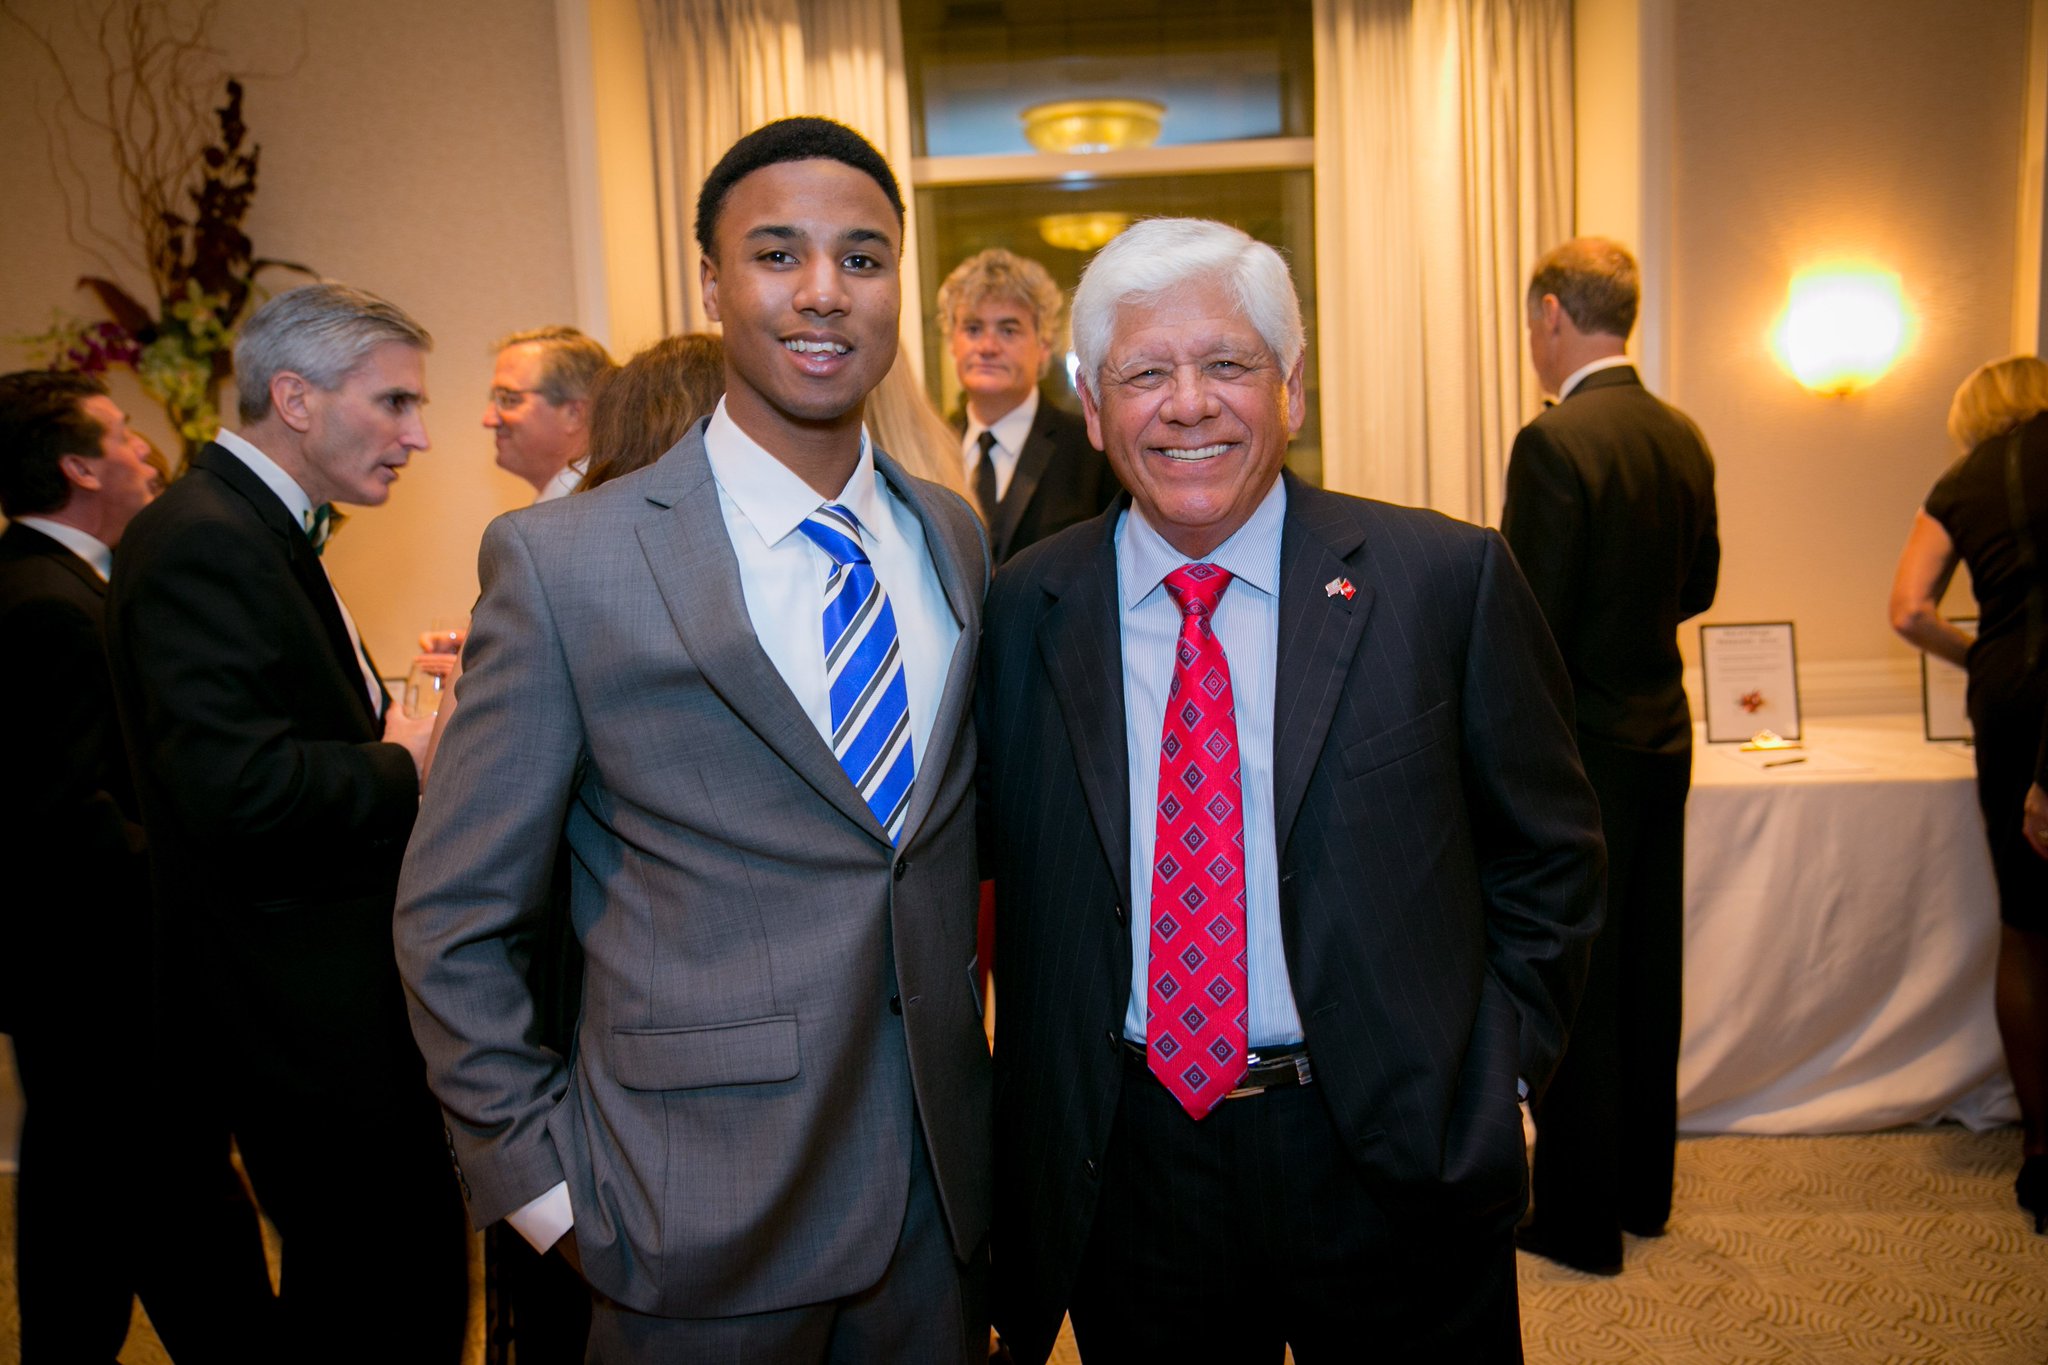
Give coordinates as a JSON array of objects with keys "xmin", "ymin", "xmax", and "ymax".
[{"xmin": 395, "ymin": 425, "xmax": 992, "ymax": 1318}]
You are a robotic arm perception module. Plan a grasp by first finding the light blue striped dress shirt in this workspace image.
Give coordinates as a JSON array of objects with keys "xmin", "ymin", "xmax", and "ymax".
[{"xmin": 1117, "ymin": 476, "xmax": 1304, "ymax": 1048}]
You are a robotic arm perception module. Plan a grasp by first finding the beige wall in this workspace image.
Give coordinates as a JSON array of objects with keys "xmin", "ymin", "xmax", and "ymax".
[
  {"xmin": 4, "ymin": 0, "xmax": 2038, "ymax": 682},
  {"xmin": 0, "ymin": 0, "xmax": 580, "ymax": 673},
  {"xmin": 1664, "ymin": 0, "xmax": 2032, "ymax": 670}
]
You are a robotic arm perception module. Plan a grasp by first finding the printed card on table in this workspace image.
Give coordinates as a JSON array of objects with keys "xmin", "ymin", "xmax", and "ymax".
[
  {"xmin": 1921, "ymin": 618, "xmax": 1976, "ymax": 743},
  {"xmin": 1700, "ymin": 622, "xmax": 1802, "ymax": 743}
]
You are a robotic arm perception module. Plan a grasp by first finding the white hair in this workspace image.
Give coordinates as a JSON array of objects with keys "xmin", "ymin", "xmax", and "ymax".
[{"xmin": 1069, "ymin": 218, "xmax": 1305, "ymax": 399}]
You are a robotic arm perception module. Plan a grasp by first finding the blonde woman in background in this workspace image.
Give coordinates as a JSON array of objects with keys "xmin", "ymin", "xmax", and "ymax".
[
  {"xmin": 866, "ymin": 351, "xmax": 975, "ymax": 507},
  {"xmin": 1890, "ymin": 355, "xmax": 2048, "ymax": 1233}
]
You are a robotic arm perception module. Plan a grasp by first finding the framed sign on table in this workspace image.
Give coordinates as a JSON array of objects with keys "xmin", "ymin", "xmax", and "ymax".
[
  {"xmin": 1700, "ymin": 621, "xmax": 1802, "ymax": 743},
  {"xmin": 1920, "ymin": 617, "xmax": 1976, "ymax": 743}
]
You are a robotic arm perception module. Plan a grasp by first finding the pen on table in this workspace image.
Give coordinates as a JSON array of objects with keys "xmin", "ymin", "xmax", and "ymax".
[{"xmin": 1763, "ymin": 756, "xmax": 1807, "ymax": 768}]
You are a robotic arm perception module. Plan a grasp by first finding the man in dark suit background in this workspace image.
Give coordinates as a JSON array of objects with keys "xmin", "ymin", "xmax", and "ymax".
[
  {"xmin": 104, "ymin": 284, "xmax": 468, "ymax": 1362},
  {"xmin": 1503, "ymin": 236, "xmax": 1720, "ymax": 1276},
  {"xmin": 939, "ymin": 248, "xmax": 1116, "ymax": 563},
  {"xmin": 1, "ymin": 370, "xmax": 274, "ymax": 1361},
  {"xmin": 978, "ymin": 217, "xmax": 1604, "ymax": 1362}
]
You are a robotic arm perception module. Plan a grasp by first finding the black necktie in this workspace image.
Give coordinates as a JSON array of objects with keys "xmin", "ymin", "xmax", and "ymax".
[{"xmin": 973, "ymin": 429, "xmax": 1001, "ymax": 529}]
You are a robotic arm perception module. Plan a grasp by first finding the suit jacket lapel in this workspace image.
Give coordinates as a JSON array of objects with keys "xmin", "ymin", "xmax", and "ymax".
[
  {"xmin": 190, "ymin": 443, "xmax": 380, "ymax": 726},
  {"xmin": 992, "ymin": 404, "xmax": 1057, "ymax": 562},
  {"xmin": 876, "ymin": 446, "xmax": 983, "ymax": 849},
  {"xmin": 1273, "ymin": 475, "xmax": 1372, "ymax": 847},
  {"xmin": 633, "ymin": 432, "xmax": 892, "ymax": 844},
  {"xmin": 1037, "ymin": 506, "xmax": 1134, "ymax": 912}
]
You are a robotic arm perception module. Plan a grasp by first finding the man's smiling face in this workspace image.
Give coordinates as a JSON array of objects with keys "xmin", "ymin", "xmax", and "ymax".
[
  {"xmin": 700, "ymin": 157, "xmax": 901, "ymax": 449},
  {"xmin": 1082, "ymin": 273, "xmax": 1303, "ymax": 558}
]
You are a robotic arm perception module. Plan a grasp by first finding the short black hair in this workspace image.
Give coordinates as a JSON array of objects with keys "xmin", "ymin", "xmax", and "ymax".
[
  {"xmin": 694, "ymin": 117, "xmax": 905, "ymax": 260},
  {"xmin": 0, "ymin": 370, "xmax": 109, "ymax": 519}
]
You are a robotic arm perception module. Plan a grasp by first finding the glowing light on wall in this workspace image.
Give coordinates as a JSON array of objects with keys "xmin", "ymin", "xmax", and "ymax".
[{"xmin": 1772, "ymin": 266, "xmax": 1910, "ymax": 395}]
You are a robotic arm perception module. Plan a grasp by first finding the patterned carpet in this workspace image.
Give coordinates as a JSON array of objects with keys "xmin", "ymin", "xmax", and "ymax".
[
  {"xmin": 0, "ymin": 1127, "xmax": 2041, "ymax": 1363},
  {"xmin": 1515, "ymin": 1127, "xmax": 2048, "ymax": 1364}
]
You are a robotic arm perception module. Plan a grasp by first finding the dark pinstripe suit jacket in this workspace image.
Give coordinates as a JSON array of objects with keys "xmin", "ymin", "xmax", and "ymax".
[{"xmin": 977, "ymin": 474, "xmax": 1605, "ymax": 1361}]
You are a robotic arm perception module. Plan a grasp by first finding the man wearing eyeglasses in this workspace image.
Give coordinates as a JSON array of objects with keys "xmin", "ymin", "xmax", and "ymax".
[{"xmin": 483, "ymin": 326, "xmax": 615, "ymax": 502}]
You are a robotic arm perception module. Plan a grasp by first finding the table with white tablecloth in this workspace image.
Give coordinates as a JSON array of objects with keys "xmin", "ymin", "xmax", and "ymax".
[{"xmin": 1676, "ymin": 714, "xmax": 2019, "ymax": 1134}]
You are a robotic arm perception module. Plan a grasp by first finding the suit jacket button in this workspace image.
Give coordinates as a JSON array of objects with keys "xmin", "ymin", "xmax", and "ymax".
[
  {"xmin": 1105, "ymin": 1029, "xmax": 1119, "ymax": 1051},
  {"xmin": 1112, "ymin": 903, "xmax": 1126, "ymax": 923},
  {"xmin": 889, "ymin": 994, "xmax": 902, "ymax": 1015},
  {"xmin": 1084, "ymin": 1158, "xmax": 1099, "ymax": 1179},
  {"xmin": 893, "ymin": 857, "xmax": 910, "ymax": 881}
]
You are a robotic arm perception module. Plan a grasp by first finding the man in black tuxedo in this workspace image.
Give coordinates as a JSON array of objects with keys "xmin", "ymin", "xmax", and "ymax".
[
  {"xmin": 1, "ymin": 370, "xmax": 274, "ymax": 1362},
  {"xmin": 104, "ymin": 284, "xmax": 468, "ymax": 1363},
  {"xmin": 1503, "ymin": 237, "xmax": 1720, "ymax": 1276},
  {"xmin": 939, "ymin": 248, "xmax": 1116, "ymax": 563},
  {"xmin": 978, "ymin": 218, "xmax": 1604, "ymax": 1363}
]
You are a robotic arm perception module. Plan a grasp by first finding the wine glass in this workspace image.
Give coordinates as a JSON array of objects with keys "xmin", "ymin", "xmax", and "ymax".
[{"xmin": 405, "ymin": 616, "xmax": 467, "ymax": 718}]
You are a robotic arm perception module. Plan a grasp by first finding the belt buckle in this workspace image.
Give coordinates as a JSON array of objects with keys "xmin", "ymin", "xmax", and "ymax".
[
  {"xmin": 1227, "ymin": 1048, "xmax": 1267, "ymax": 1100},
  {"xmin": 1223, "ymin": 1048, "xmax": 1312, "ymax": 1101}
]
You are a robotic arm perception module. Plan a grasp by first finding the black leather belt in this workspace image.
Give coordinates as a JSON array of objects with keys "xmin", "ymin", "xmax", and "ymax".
[{"xmin": 1123, "ymin": 1038, "xmax": 1314, "ymax": 1099}]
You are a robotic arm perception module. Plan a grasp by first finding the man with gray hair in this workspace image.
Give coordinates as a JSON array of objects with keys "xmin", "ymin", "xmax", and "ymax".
[
  {"xmin": 483, "ymin": 324, "xmax": 615, "ymax": 500},
  {"xmin": 106, "ymin": 282, "xmax": 468, "ymax": 1362},
  {"xmin": 1504, "ymin": 236, "xmax": 1719, "ymax": 1276},
  {"xmin": 937, "ymin": 248, "xmax": 1114, "ymax": 563},
  {"xmin": 978, "ymin": 217, "xmax": 1604, "ymax": 1361}
]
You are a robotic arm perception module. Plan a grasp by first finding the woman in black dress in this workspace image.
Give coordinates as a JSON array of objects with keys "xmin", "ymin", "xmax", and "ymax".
[{"xmin": 1890, "ymin": 355, "xmax": 2048, "ymax": 1233}]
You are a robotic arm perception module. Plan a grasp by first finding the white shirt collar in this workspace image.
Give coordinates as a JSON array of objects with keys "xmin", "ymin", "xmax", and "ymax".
[
  {"xmin": 535, "ymin": 456, "xmax": 585, "ymax": 503},
  {"xmin": 14, "ymin": 516, "xmax": 113, "ymax": 581},
  {"xmin": 214, "ymin": 427, "xmax": 317, "ymax": 526},
  {"xmin": 963, "ymin": 387, "xmax": 1040, "ymax": 457},
  {"xmin": 1556, "ymin": 354, "xmax": 1635, "ymax": 401},
  {"xmin": 703, "ymin": 398, "xmax": 883, "ymax": 549},
  {"xmin": 1118, "ymin": 474, "xmax": 1287, "ymax": 611}
]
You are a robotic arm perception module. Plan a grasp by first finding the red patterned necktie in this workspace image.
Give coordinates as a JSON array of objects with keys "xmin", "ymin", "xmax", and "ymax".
[{"xmin": 1147, "ymin": 562, "xmax": 1249, "ymax": 1120}]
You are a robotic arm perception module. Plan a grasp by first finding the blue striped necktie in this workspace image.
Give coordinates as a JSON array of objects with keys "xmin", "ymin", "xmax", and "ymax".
[{"xmin": 796, "ymin": 504, "xmax": 917, "ymax": 843}]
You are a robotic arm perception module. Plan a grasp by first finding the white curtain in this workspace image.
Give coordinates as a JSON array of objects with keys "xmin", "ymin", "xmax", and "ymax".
[
  {"xmin": 639, "ymin": 0, "xmax": 926, "ymax": 380},
  {"xmin": 1313, "ymin": 0, "xmax": 1572, "ymax": 523}
]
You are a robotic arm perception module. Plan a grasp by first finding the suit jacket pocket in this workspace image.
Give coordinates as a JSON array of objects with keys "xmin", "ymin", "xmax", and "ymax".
[
  {"xmin": 610, "ymin": 1015, "xmax": 800, "ymax": 1091},
  {"xmin": 1340, "ymin": 700, "xmax": 1454, "ymax": 778}
]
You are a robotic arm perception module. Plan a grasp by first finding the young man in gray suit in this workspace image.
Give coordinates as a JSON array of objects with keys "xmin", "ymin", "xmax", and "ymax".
[{"xmin": 396, "ymin": 118, "xmax": 992, "ymax": 1362}]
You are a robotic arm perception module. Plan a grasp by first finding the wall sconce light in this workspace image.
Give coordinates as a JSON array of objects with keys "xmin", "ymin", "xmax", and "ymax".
[{"xmin": 1772, "ymin": 266, "xmax": 1910, "ymax": 396}]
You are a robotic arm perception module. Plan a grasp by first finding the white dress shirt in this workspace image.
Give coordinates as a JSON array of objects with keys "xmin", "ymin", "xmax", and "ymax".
[
  {"xmin": 535, "ymin": 457, "xmax": 585, "ymax": 503},
  {"xmin": 15, "ymin": 516, "xmax": 112, "ymax": 581},
  {"xmin": 506, "ymin": 398, "xmax": 962, "ymax": 1255},
  {"xmin": 960, "ymin": 387, "xmax": 1039, "ymax": 504},
  {"xmin": 1116, "ymin": 476, "xmax": 1304, "ymax": 1048},
  {"xmin": 212, "ymin": 428, "xmax": 385, "ymax": 717},
  {"xmin": 1555, "ymin": 353, "xmax": 1635, "ymax": 401}
]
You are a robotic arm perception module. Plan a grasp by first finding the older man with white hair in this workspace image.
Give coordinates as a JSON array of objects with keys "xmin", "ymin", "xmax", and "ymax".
[{"xmin": 977, "ymin": 217, "xmax": 1605, "ymax": 1362}]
